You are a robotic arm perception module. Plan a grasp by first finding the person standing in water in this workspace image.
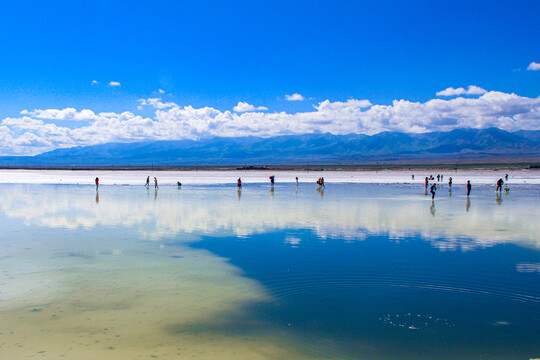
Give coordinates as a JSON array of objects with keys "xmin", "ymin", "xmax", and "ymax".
[
  {"xmin": 430, "ymin": 183, "xmax": 437, "ymax": 199},
  {"xmin": 154, "ymin": 177, "xmax": 158, "ymax": 189},
  {"xmin": 95, "ymin": 177, "xmax": 99, "ymax": 190},
  {"xmin": 425, "ymin": 177, "xmax": 429, "ymax": 188},
  {"xmin": 145, "ymin": 176, "xmax": 150, "ymax": 187},
  {"xmin": 466, "ymin": 180, "xmax": 471, "ymax": 197},
  {"xmin": 269, "ymin": 175, "xmax": 275, "ymax": 186},
  {"xmin": 295, "ymin": 177, "xmax": 299, "ymax": 185},
  {"xmin": 496, "ymin": 178, "xmax": 504, "ymax": 193},
  {"xmin": 448, "ymin": 177, "xmax": 452, "ymax": 188},
  {"xmin": 237, "ymin": 178, "xmax": 242, "ymax": 187}
]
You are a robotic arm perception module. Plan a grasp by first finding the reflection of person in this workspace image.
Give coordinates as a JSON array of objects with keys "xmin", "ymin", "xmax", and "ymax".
[
  {"xmin": 145, "ymin": 176, "xmax": 150, "ymax": 187},
  {"xmin": 466, "ymin": 180, "xmax": 471, "ymax": 197},
  {"xmin": 154, "ymin": 177, "xmax": 158, "ymax": 189},
  {"xmin": 496, "ymin": 192, "xmax": 503, "ymax": 205},
  {"xmin": 466, "ymin": 197, "xmax": 471, "ymax": 212},
  {"xmin": 237, "ymin": 187, "xmax": 242, "ymax": 201},
  {"xmin": 95, "ymin": 177, "xmax": 99, "ymax": 190},
  {"xmin": 317, "ymin": 186, "xmax": 324, "ymax": 198},
  {"xmin": 430, "ymin": 200, "xmax": 435, "ymax": 216},
  {"xmin": 496, "ymin": 178, "xmax": 503, "ymax": 193},
  {"xmin": 95, "ymin": 192, "xmax": 99, "ymax": 204}
]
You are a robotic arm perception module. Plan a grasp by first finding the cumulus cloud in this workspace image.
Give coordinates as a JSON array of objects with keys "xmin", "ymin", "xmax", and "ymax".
[
  {"xmin": 285, "ymin": 93, "xmax": 305, "ymax": 101},
  {"xmin": 138, "ymin": 98, "xmax": 178, "ymax": 109},
  {"xmin": 0, "ymin": 91, "xmax": 539, "ymax": 156},
  {"xmin": 436, "ymin": 85, "xmax": 488, "ymax": 97},
  {"xmin": 527, "ymin": 62, "xmax": 540, "ymax": 71},
  {"xmin": 108, "ymin": 81, "xmax": 121, "ymax": 87},
  {"xmin": 20, "ymin": 108, "xmax": 100, "ymax": 121},
  {"xmin": 233, "ymin": 102, "xmax": 269, "ymax": 113}
]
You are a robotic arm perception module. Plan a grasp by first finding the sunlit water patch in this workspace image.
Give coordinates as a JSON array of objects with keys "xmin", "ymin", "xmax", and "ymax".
[{"xmin": 0, "ymin": 182, "xmax": 539, "ymax": 359}]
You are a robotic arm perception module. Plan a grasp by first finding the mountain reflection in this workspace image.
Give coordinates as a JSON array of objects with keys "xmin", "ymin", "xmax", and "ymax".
[{"xmin": 0, "ymin": 184, "xmax": 538, "ymax": 251}]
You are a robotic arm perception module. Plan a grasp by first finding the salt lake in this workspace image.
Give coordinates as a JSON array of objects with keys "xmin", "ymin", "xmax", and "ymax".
[{"xmin": 0, "ymin": 170, "xmax": 539, "ymax": 359}]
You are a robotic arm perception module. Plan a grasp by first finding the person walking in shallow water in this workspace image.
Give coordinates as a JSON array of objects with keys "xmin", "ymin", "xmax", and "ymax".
[
  {"xmin": 154, "ymin": 177, "xmax": 158, "ymax": 189},
  {"xmin": 466, "ymin": 180, "xmax": 471, "ymax": 197},
  {"xmin": 145, "ymin": 176, "xmax": 150, "ymax": 187},
  {"xmin": 496, "ymin": 178, "xmax": 504, "ymax": 193},
  {"xmin": 237, "ymin": 178, "xmax": 242, "ymax": 187},
  {"xmin": 95, "ymin": 177, "xmax": 99, "ymax": 190},
  {"xmin": 430, "ymin": 183, "xmax": 437, "ymax": 199}
]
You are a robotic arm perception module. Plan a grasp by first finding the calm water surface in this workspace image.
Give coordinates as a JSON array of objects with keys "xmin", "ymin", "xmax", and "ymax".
[{"xmin": 0, "ymin": 182, "xmax": 539, "ymax": 359}]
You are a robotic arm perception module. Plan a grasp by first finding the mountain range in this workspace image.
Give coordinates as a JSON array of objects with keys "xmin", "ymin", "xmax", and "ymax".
[{"xmin": 1, "ymin": 128, "xmax": 539, "ymax": 166}]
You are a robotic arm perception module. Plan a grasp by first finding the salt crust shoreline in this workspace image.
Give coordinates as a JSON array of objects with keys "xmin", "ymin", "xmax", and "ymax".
[{"xmin": 0, "ymin": 168, "xmax": 539, "ymax": 185}]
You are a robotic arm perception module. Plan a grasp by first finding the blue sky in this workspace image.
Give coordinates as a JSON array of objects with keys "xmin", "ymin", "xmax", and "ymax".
[{"xmin": 0, "ymin": 0, "xmax": 539, "ymax": 155}]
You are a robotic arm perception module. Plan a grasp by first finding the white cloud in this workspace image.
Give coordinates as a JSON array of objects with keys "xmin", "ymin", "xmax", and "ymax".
[
  {"xmin": 527, "ymin": 62, "xmax": 540, "ymax": 71},
  {"xmin": 138, "ymin": 98, "xmax": 178, "ymax": 109},
  {"xmin": 436, "ymin": 85, "xmax": 488, "ymax": 97},
  {"xmin": 233, "ymin": 102, "xmax": 269, "ymax": 113},
  {"xmin": 0, "ymin": 91, "xmax": 539, "ymax": 156},
  {"xmin": 285, "ymin": 93, "xmax": 305, "ymax": 101},
  {"xmin": 20, "ymin": 108, "xmax": 100, "ymax": 121},
  {"xmin": 91, "ymin": 80, "xmax": 98, "ymax": 85},
  {"xmin": 108, "ymin": 81, "xmax": 121, "ymax": 87},
  {"xmin": 158, "ymin": 89, "xmax": 165, "ymax": 94}
]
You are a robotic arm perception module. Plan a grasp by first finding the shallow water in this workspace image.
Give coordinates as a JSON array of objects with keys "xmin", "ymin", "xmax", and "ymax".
[{"xmin": 0, "ymin": 182, "xmax": 539, "ymax": 359}]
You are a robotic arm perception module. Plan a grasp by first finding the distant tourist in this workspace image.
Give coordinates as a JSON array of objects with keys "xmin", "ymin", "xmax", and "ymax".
[
  {"xmin": 296, "ymin": 176, "xmax": 299, "ymax": 185},
  {"xmin": 177, "ymin": 181, "xmax": 182, "ymax": 187},
  {"xmin": 466, "ymin": 180, "xmax": 471, "ymax": 196},
  {"xmin": 237, "ymin": 178, "xmax": 242, "ymax": 187},
  {"xmin": 448, "ymin": 176, "xmax": 452, "ymax": 188},
  {"xmin": 269, "ymin": 175, "xmax": 275, "ymax": 186},
  {"xmin": 145, "ymin": 176, "xmax": 150, "ymax": 187},
  {"xmin": 154, "ymin": 177, "xmax": 158, "ymax": 189},
  {"xmin": 505, "ymin": 173, "xmax": 509, "ymax": 181},
  {"xmin": 412, "ymin": 174, "xmax": 414, "ymax": 180},
  {"xmin": 437, "ymin": 174, "xmax": 440, "ymax": 182},
  {"xmin": 441, "ymin": 174, "xmax": 443, "ymax": 182},
  {"xmin": 95, "ymin": 177, "xmax": 99, "ymax": 190},
  {"xmin": 430, "ymin": 183, "xmax": 437, "ymax": 199},
  {"xmin": 496, "ymin": 178, "xmax": 504, "ymax": 193},
  {"xmin": 425, "ymin": 177, "xmax": 429, "ymax": 188}
]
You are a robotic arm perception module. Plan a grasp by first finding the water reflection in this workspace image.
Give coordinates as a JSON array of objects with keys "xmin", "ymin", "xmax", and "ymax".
[
  {"xmin": 1, "ymin": 183, "xmax": 539, "ymax": 359},
  {"xmin": 0, "ymin": 184, "xmax": 539, "ymax": 251}
]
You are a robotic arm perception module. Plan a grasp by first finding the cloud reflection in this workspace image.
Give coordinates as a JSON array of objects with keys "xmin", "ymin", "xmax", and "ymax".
[{"xmin": 0, "ymin": 184, "xmax": 538, "ymax": 251}]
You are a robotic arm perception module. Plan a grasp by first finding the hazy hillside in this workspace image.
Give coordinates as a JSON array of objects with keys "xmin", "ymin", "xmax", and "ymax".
[{"xmin": 1, "ymin": 128, "xmax": 539, "ymax": 166}]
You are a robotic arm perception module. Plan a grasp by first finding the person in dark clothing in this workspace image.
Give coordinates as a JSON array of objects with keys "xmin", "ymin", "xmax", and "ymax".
[
  {"xmin": 496, "ymin": 178, "xmax": 504, "ymax": 193},
  {"xmin": 466, "ymin": 180, "xmax": 471, "ymax": 196},
  {"xmin": 430, "ymin": 183, "xmax": 437, "ymax": 199}
]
